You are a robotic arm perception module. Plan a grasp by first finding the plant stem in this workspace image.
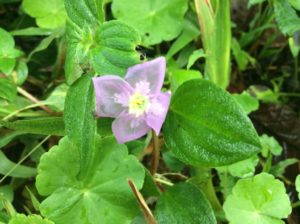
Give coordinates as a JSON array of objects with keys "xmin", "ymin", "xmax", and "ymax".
[
  {"xmin": 151, "ymin": 130, "xmax": 160, "ymax": 175},
  {"xmin": 292, "ymin": 201, "xmax": 300, "ymax": 208},
  {"xmin": 194, "ymin": 167, "xmax": 223, "ymax": 213},
  {"xmin": 128, "ymin": 179, "xmax": 157, "ymax": 224},
  {"xmin": 17, "ymin": 87, "xmax": 53, "ymax": 114},
  {"xmin": 0, "ymin": 135, "xmax": 50, "ymax": 184}
]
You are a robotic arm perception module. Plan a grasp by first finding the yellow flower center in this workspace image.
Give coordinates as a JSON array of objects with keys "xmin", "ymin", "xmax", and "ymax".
[{"xmin": 128, "ymin": 92, "xmax": 150, "ymax": 117}]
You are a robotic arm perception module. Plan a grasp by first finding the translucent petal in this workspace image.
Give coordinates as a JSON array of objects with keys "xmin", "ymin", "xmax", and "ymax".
[
  {"xmin": 92, "ymin": 76, "xmax": 133, "ymax": 117},
  {"xmin": 112, "ymin": 112, "xmax": 151, "ymax": 143},
  {"xmin": 125, "ymin": 57, "xmax": 166, "ymax": 95},
  {"xmin": 146, "ymin": 91, "xmax": 171, "ymax": 135}
]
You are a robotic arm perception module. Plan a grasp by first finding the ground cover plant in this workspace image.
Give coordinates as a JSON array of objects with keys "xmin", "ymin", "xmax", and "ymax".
[{"xmin": 0, "ymin": 0, "xmax": 300, "ymax": 223}]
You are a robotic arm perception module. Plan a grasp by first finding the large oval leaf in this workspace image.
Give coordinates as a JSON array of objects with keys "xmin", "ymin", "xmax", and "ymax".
[
  {"xmin": 154, "ymin": 183, "xmax": 216, "ymax": 224},
  {"xmin": 164, "ymin": 79, "xmax": 261, "ymax": 167},
  {"xmin": 36, "ymin": 136, "xmax": 145, "ymax": 224}
]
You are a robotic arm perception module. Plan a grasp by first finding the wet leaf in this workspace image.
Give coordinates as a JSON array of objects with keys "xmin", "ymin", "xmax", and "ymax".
[{"xmin": 164, "ymin": 80, "xmax": 261, "ymax": 167}]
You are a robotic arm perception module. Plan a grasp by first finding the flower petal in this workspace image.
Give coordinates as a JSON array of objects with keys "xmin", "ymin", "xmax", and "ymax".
[
  {"xmin": 92, "ymin": 76, "xmax": 133, "ymax": 117},
  {"xmin": 125, "ymin": 57, "xmax": 166, "ymax": 94},
  {"xmin": 146, "ymin": 91, "xmax": 171, "ymax": 135},
  {"xmin": 112, "ymin": 112, "xmax": 151, "ymax": 144}
]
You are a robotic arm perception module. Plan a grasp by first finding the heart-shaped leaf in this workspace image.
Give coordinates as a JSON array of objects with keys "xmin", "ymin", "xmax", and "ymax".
[
  {"xmin": 36, "ymin": 136, "xmax": 145, "ymax": 224},
  {"xmin": 164, "ymin": 79, "xmax": 261, "ymax": 167}
]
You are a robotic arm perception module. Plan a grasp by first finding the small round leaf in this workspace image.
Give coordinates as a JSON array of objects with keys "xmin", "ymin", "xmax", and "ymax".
[{"xmin": 223, "ymin": 173, "xmax": 292, "ymax": 224}]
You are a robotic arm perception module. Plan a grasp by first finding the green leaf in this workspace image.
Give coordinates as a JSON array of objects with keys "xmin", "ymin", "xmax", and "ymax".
[
  {"xmin": 296, "ymin": 175, "xmax": 300, "ymax": 199},
  {"xmin": 223, "ymin": 173, "xmax": 292, "ymax": 224},
  {"xmin": 8, "ymin": 61, "xmax": 28, "ymax": 86},
  {"xmin": 42, "ymin": 84, "xmax": 68, "ymax": 112},
  {"xmin": 248, "ymin": 0, "xmax": 266, "ymax": 7},
  {"xmin": 112, "ymin": 0, "xmax": 188, "ymax": 45},
  {"xmin": 187, "ymin": 49, "xmax": 206, "ymax": 70},
  {"xmin": 232, "ymin": 91, "xmax": 259, "ymax": 114},
  {"xmin": 25, "ymin": 186, "xmax": 41, "ymax": 211},
  {"xmin": 270, "ymin": 158, "xmax": 298, "ymax": 177},
  {"xmin": 289, "ymin": 36, "xmax": 300, "ymax": 58},
  {"xmin": 27, "ymin": 28, "xmax": 63, "ymax": 60},
  {"xmin": 0, "ymin": 78, "xmax": 17, "ymax": 102},
  {"xmin": 169, "ymin": 69, "xmax": 202, "ymax": 92},
  {"xmin": 164, "ymin": 80, "xmax": 261, "ymax": 167},
  {"xmin": 217, "ymin": 169, "xmax": 238, "ymax": 198},
  {"xmin": 0, "ymin": 28, "xmax": 23, "ymax": 75},
  {"xmin": 0, "ymin": 117, "xmax": 65, "ymax": 136},
  {"xmin": 140, "ymin": 169, "xmax": 160, "ymax": 197},
  {"xmin": 64, "ymin": 73, "xmax": 96, "ymax": 176},
  {"xmin": 0, "ymin": 58, "xmax": 15, "ymax": 75},
  {"xmin": 0, "ymin": 27, "xmax": 14, "ymax": 51},
  {"xmin": 36, "ymin": 136, "xmax": 145, "ymax": 224},
  {"xmin": 273, "ymin": 0, "xmax": 300, "ymax": 36},
  {"xmin": 231, "ymin": 38, "xmax": 255, "ymax": 71},
  {"xmin": 219, "ymin": 155, "xmax": 259, "ymax": 178},
  {"xmin": 0, "ymin": 131, "xmax": 24, "ymax": 148},
  {"xmin": 154, "ymin": 183, "xmax": 216, "ymax": 224},
  {"xmin": 22, "ymin": 0, "xmax": 67, "ymax": 29},
  {"xmin": 91, "ymin": 20, "xmax": 142, "ymax": 76},
  {"xmin": 8, "ymin": 214, "xmax": 54, "ymax": 224},
  {"xmin": 0, "ymin": 151, "xmax": 36, "ymax": 178},
  {"xmin": 195, "ymin": 0, "xmax": 231, "ymax": 89},
  {"xmin": 289, "ymin": 0, "xmax": 300, "ymax": 10},
  {"xmin": 0, "ymin": 185, "xmax": 13, "ymax": 210},
  {"xmin": 162, "ymin": 151, "xmax": 185, "ymax": 172},
  {"xmin": 63, "ymin": 0, "xmax": 105, "ymax": 84},
  {"xmin": 64, "ymin": 0, "xmax": 105, "ymax": 27},
  {"xmin": 248, "ymin": 85, "xmax": 279, "ymax": 103},
  {"xmin": 65, "ymin": 20, "xmax": 141, "ymax": 84},
  {"xmin": 166, "ymin": 19, "xmax": 200, "ymax": 60},
  {"xmin": 10, "ymin": 27, "xmax": 53, "ymax": 36},
  {"xmin": 260, "ymin": 134, "xmax": 282, "ymax": 157},
  {"xmin": 0, "ymin": 211, "xmax": 9, "ymax": 223}
]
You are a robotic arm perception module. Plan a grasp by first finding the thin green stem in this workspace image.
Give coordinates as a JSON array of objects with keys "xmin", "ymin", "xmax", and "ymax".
[
  {"xmin": 295, "ymin": 55, "xmax": 299, "ymax": 88},
  {"xmin": 279, "ymin": 92, "xmax": 300, "ymax": 97},
  {"xmin": 0, "ymin": 135, "xmax": 50, "ymax": 184},
  {"xmin": 194, "ymin": 167, "xmax": 223, "ymax": 213},
  {"xmin": 2, "ymin": 103, "xmax": 48, "ymax": 121},
  {"xmin": 292, "ymin": 201, "xmax": 300, "ymax": 208}
]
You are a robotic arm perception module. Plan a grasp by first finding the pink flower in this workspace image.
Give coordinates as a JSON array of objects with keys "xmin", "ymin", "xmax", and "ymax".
[{"xmin": 93, "ymin": 57, "xmax": 171, "ymax": 143}]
